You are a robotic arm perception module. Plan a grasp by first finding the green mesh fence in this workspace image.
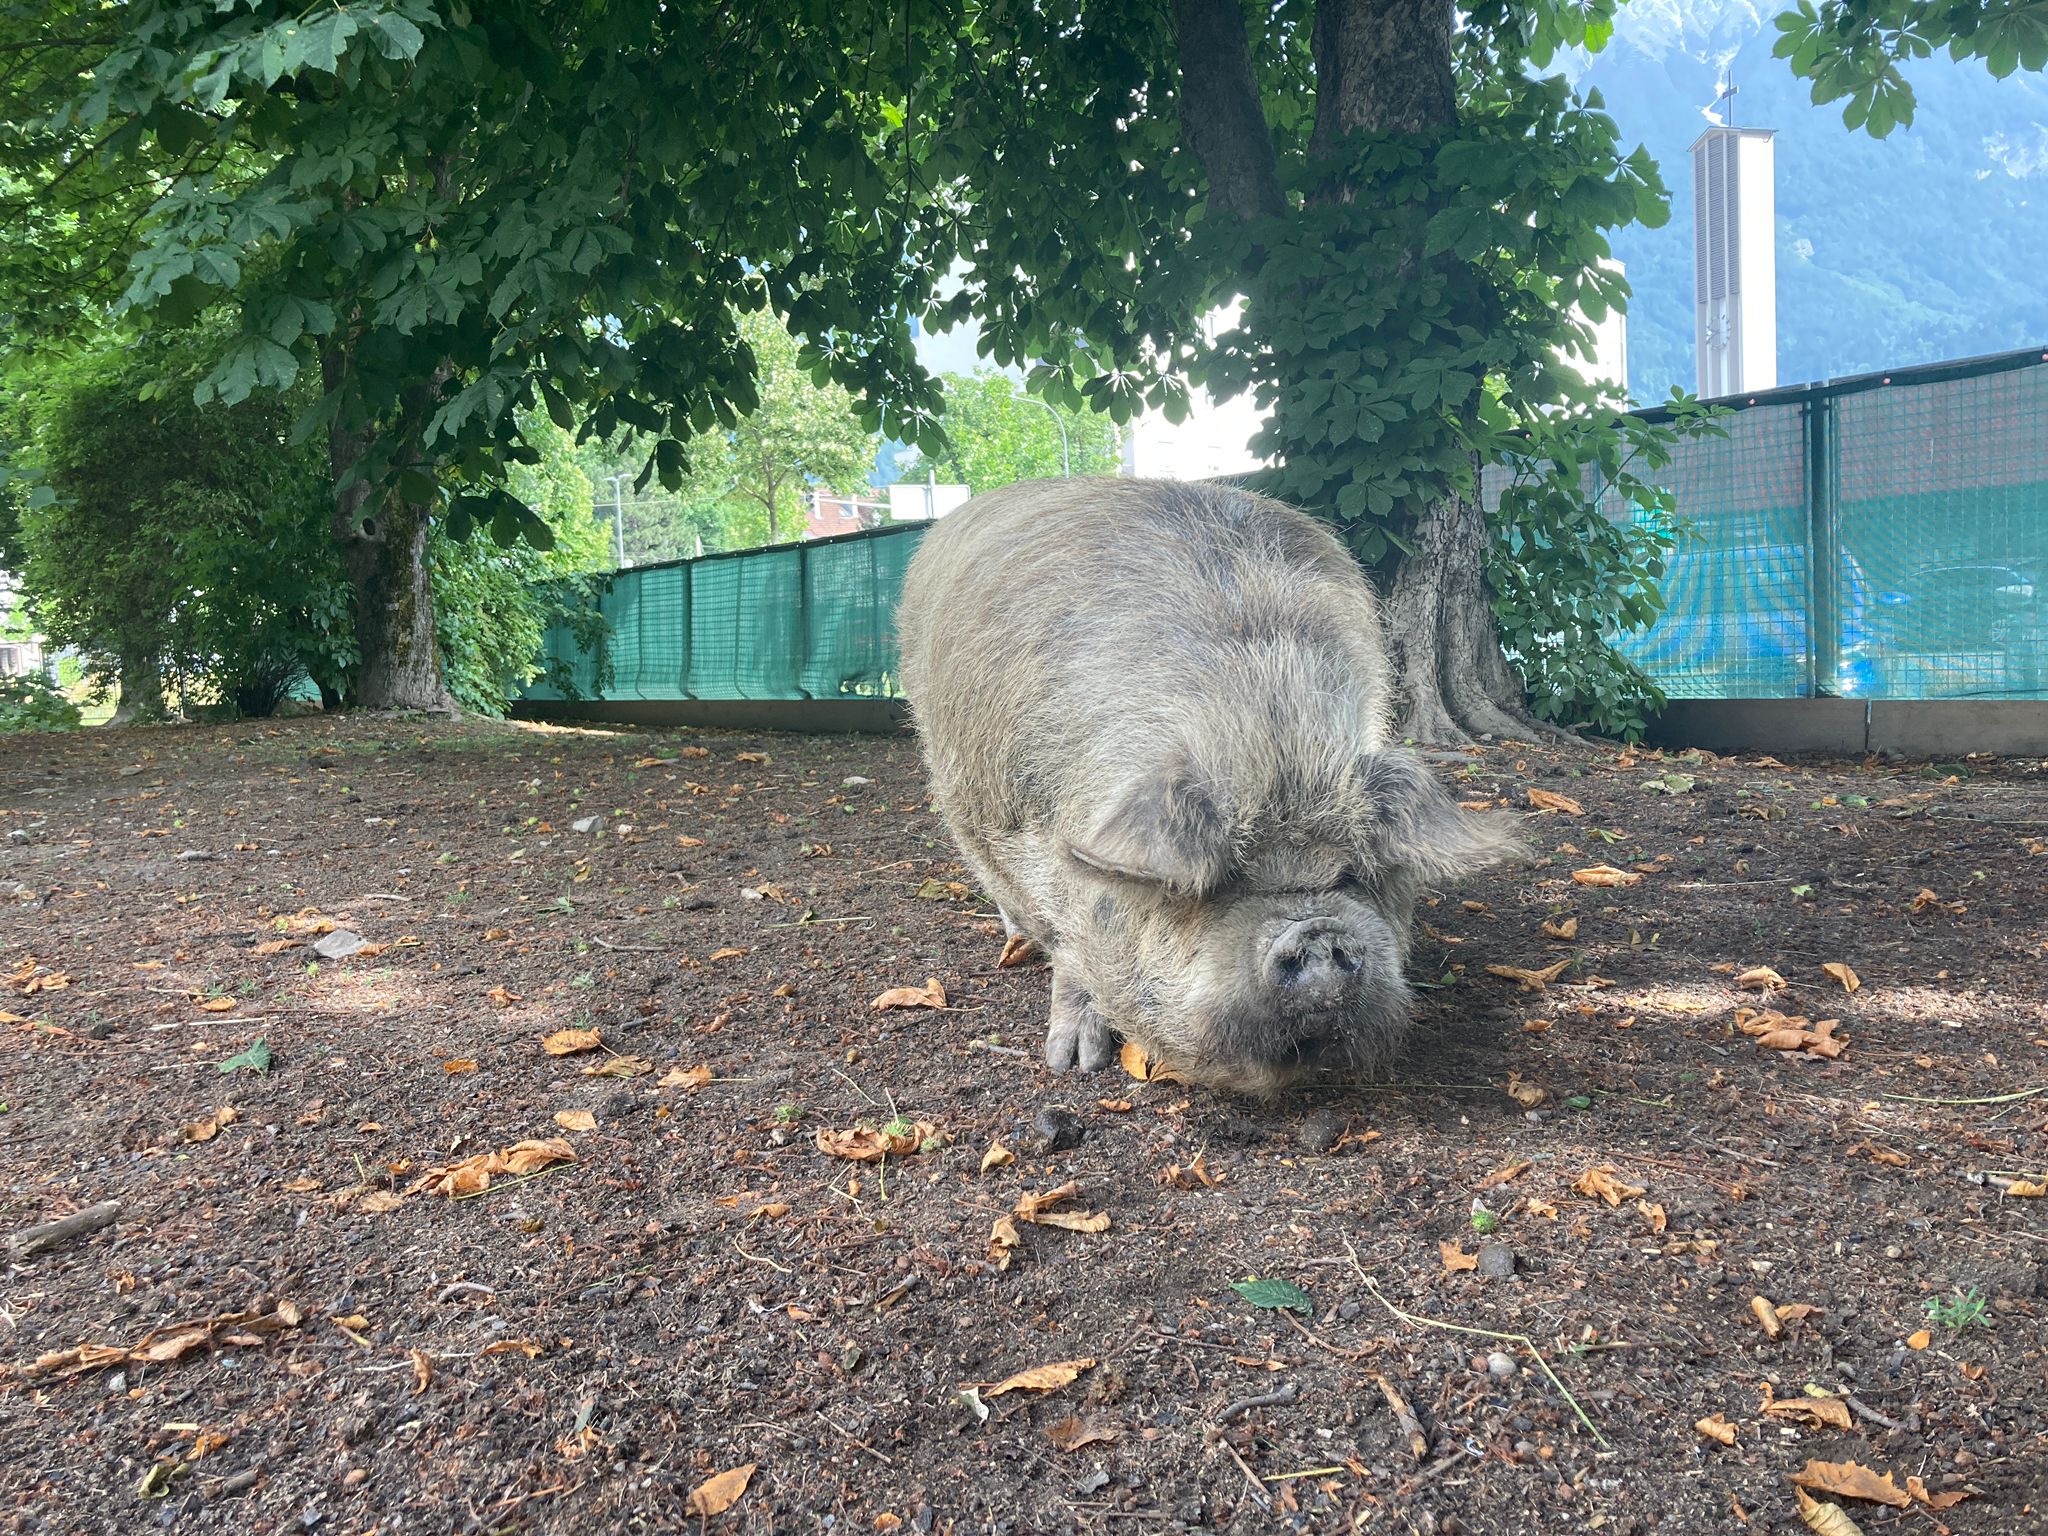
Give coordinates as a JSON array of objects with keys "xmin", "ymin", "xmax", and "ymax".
[
  {"xmin": 524, "ymin": 350, "xmax": 2048, "ymax": 709},
  {"xmin": 521, "ymin": 524, "xmax": 925, "ymax": 703}
]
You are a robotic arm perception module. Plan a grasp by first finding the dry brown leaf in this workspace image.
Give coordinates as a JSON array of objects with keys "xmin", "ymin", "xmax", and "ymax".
[
  {"xmin": 1796, "ymin": 1488, "xmax": 1868, "ymax": 1536},
  {"xmin": 1737, "ymin": 1009, "xmax": 1846, "ymax": 1059},
  {"xmin": 1012, "ymin": 1181, "xmax": 1112, "ymax": 1233},
  {"xmin": 251, "ymin": 939, "xmax": 300, "ymax": 956},
  {"xmin": 581, "ymin": 1053, "xmax": 654, "ymax": 1078},
  {"xmin": 27, "ymin": 1302, "xmax": 303, "ymax": 1380},
  {"xmin": 1751, "ymin": 1295, "xmax": 1784, "ymax": 1340},
  {"xmin": 184, "ymin": 1106, "xmax": 239, "ymax": 1143},
  {"xmin": 1486, "ymin": 958, "xmax": 1571, "ymax": 990},
  {"xmin": 1765, "ymin": 1393, "xmax": 1853, "ymax": 1431},
  {"xmin": 197, "ymin": 997, "xmax": 236, "ymax": 1013},
  {"xmin": 540, "ymin": 1027, "xmax": 601, "ymax": 1056},
  {"xmin": 1736, "ymin": 965, "xmax": 1788, "ymax": 991},
  {"xmin": 1158, "ymin": 1152, "xmax": 1223, "ymax": 1189},
  {"xmin": 1439, "ymin": 1240, "xmax": 1479, "ymax": 1273},
  {"xmin": 1045, "ymin": 1415, "xmax": 1120, "ymax": 1452},
  {"xmin": 1571, "ymin": 865, "xmax": 1642, "ymax": 888},
  {"xmin": 677, "ymin": 745, "xmax": 711, "ymax": 759},
  {"xmin": 1572, "ymin": 1165, "xmax": 1645, "ymax": 1206},
  {"xmin": 675, "ymin": 835, "xmax": 705, "ymax": 848},
  {"xmin": 980, "ymin": 1140, "xmax": 1015, "ymax": 1173},
  {"xmin": 1906, "ymin": 1328, "xmax": 1931, "ymax": 1350},
  {"xmin": 734, "ymin": 751, "xmax": 771, "ymax": 765},
  {"xmin": 486, "ymin": 985, "xmax": 521, "ymax": 1007},
  {"xmin": 997, "ymin": 934, "xmax": 1042, "ymax": 968},
  {"xmin": 988, "ymin": 1214, "xmax": 1022, "ymax": 1271},
  {"xmin": 707, "ymin": 946, "xmax": 747, "ymax": 962},
  {"xmin": 1821, "ymin": 961, "xmax": 1861, "ymax": 994},
  {"xmin": 552, "ymin": 1109, "xmax": 598, "ymax": 1133},
  {"xmin": 1793, "ymin": 1461, "xmax": 1911, "ymax": 1509},
  {"xmin": 1636, "ymin": 1199, "xmax": 1668, "ymax": 1234},
  {"xmin": 814, "ymin": 1121, "xmax": 940, "ymax": 1161},
  {"xmin": 357, "ymin": 1190, "xmax": 403, "ymax": 1214},
  {"xmin": 442, "ymin": 1058, "xmax": 478, "ymax": 1076},
  {"xmin": 1526, "ymin": 788, "xmax": 1584, "ymax": 815},
  {"xmin": 1695, "ymin": 1414, "xmax": 1738, "ymax": 1447},
  {"xmin": 1096, "ymin": 1098, "xmax": 1133, "ymax": 1112},
  {"xmin": 687, "ymin": 1463, "xmax": 757, "ymax": 1517},
  {"xmin": 1476, "ymin": 1160, "xmax": 1533, "ymax": 1190},
  {"xmin": 659, "ymin": 1063, "xmax": 714, "ymax": 1090},
  {"xmin": 409, "ymin": 1348, "xmax": 433, "ymax": 1396},
  {"xmin": 982, "ymin": 1358, "xmax": 1096, "ymax": 1397},
  {"xmin": 1504, "ymin": 1072, "xmax": 1548, "ymax": 1108},
  {"xmin": 410, "ymin": 1138, "xmax": 575, "ymax": 1198},
  {"xmin": 1541, "ymin": 916, "xmax": 1579, "ymax": 941},
  {"xmin": 1904, "ymin": 1477, "xmax": 1970, "ymax": 1511},
  {"xmin": 2003, "ymin": 1178, "xmax": 2047, "ymax": 1197},
  {"xmin": 871, "ymin": 977, "xmax": 947, "ymax": 1010}
]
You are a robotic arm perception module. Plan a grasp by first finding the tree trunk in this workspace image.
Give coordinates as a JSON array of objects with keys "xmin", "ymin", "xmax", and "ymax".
[
  {"xmin": 323, "ymin": 344, "xmax": 456, "ymax": 713},
  {"xmin": 109, "ymin": 648, "xmax": 164, "ymax": 724}
]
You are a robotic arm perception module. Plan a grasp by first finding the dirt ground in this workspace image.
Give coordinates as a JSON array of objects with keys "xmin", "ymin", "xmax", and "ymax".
[{"xmin": 1, "ymin": 714, "xmax": 2043, "ymax": 1536}]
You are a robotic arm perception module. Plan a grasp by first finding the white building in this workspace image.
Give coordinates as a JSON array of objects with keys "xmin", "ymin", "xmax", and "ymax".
[{"xmin": 1692, "ymin": 126, "xmax": 1778, "ymax": 399}]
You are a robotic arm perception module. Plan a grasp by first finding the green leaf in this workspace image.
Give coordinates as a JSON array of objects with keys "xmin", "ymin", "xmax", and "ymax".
[
  {"xmin": 218, "ymin": 1038, "xmax": 273, "ymax": 1075},
  {"xmin": 1231, "ymin": 1277, "xmax": 1313, "ymax": 1314}
]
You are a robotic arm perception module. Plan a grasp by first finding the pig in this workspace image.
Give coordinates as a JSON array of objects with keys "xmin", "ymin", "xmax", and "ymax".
[{"xmin": 895, "ymin": 477, "xmax": 1518, "ymax": 1097}]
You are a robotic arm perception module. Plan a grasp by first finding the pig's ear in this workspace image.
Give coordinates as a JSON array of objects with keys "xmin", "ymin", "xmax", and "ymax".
[
  {"xmin": 1063, "ymin": 764, "xmax": 1232, "ymax": 894},
  {"xmin": 1356, "ymin": 749, "xmax": 1522, "ymax": 883}
]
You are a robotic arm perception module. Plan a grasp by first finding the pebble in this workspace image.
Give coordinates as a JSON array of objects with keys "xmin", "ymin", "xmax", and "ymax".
[
  {"xmin": 312, "ymin": 929, "xmax": 366, "ymax": 960},
  {"xmin": 571, "ymin": 815, "xmax": 605, "ymax": 834},
  {"xmin": 1487, "ymin": 1351, "xmax": 1519, "ymax": 1379},
  {"xmin": 1476, "ymin": 1243, "xmax": 1517, "ymax": 1280},
  {"xmin": 175, "ymin": 849, "xmax": 215, "ymax": 862},
  {"xmin": 1034, "ymin": 1105, "xmax": 1086, "ymax": 1152},
  {"xmin": 1296, "ymin": 1109, "xmax": 1346, "ymax": 1154}
]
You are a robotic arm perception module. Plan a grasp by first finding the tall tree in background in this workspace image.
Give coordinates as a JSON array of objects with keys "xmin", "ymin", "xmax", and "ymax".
[{"xmin": 933, "ymin": 370, "xmax": 1120, "ymax": 493}]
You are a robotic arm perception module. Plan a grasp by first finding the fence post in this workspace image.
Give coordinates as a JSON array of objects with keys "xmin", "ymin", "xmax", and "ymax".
[
  {"xmin": 1804, "ymin": 387, "xmax": 1841, "ymax": 697},
  {"xmin": 795, "ymin": 538, "xmax": 814, "ymax": 700},
  {"xmin": 679, "ymin": 555, "xmax": 694, "ymax": 700}
]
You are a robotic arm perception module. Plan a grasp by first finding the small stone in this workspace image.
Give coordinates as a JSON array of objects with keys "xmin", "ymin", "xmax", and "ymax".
[
  {"xmin": 841, "ymin": 776, "xmax": 872, "ymax": 788},
  {"xmin": 1486, "ymin": 1351, "xmax": 1518, "ymax": 1379},
  {"xmin": 219, "ymin": 1467, "xmax": 260, "ymax": 1497},
  {"xmin": 1297, "ymin": 1109, "xmax": 1346, "ymax": 1154},
  {"xmin": 175, "ymin": 849, "xmax": 215, "ymax": 862},
  {"xmin": 1034, "ymin": 1105, "xmax": 1086, "ymax": 1152},
  {"xmin": 571, "ymin": 815, "xmax": 605, "ymax": 834},
  {"xmin": 1476, "ymin": 1243, "xmax": 1517, "ymax": 1280},
  {"xmin": 312, "ymin": 929, "xmax": 366, "ymax": 960}
]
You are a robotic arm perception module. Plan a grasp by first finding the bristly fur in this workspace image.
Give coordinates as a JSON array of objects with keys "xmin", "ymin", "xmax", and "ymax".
[{"xmin": 897, "ymin": 477, "xmax": 1520, "ymax": 1095}]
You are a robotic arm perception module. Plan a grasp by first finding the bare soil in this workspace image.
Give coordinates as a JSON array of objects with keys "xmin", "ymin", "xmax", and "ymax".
[{"xmin": 1, "ymin": 715, "xmax": 2043, "ymax": 1536}]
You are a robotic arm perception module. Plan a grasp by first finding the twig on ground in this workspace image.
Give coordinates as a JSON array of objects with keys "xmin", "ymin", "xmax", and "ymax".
[
  {"xmin": 1846, "ymin": 1394, "xmax": 1910, "ymax": 1431},
  {"xmin": 1280, "ymin": 1310, "xmax": 1381, "ymax": 1361},
  {"xmin": 966, "ymin": 1038, "xmax": 1032, "ymax": 1060},
  {"xmin": 1688, "ymin": 1135, "xmax": 1785, "ymax": 1169},
  {"xmin": 433, "ymin": 1280, "xmax": 498, "ymax": 1305},
  {"xmin": 1216, "ymin": 1382, "xmax": 1298, "ymax": 1424},
  {"xmin": 1398, "ymin": 1448, "xmax": 1480, "ymax": 1497},
  {"xmin": 588, "ymin": 937, "xmax": 662, "ymax": 953},
  {"xmin": 5, "ymin": 1200, "xmax": 120, "ymax": 1257},
  {"xmin": 1346, "ymin": 1240, "xmax": 1610, "ymax": 1450},
  {"xmin": 815, "ymin": 1410, "xmax": 893, "ymax": 1465},
  {"xmin": 1212, "ymin": 1434, "xmax": 1271, "ymax": 1510},
  {"xmin": 1884, "ymin": 1086, "xmax": 2048, "ymax": 1106},
  {"xmin": 1370, "ymin": 1372, "xmax": 1428, "ymax": 1461}
]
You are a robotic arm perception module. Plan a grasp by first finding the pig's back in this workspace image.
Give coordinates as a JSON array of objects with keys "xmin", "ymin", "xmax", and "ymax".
[{"xmin": 897, "ymin": 477, "xmax": 1391, "ymax": 829}]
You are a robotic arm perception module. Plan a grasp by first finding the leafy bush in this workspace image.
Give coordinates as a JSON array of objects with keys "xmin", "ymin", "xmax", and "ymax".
[{"xmin": 0, "ymin": 670, "xmax": 81, "ymax": 732}]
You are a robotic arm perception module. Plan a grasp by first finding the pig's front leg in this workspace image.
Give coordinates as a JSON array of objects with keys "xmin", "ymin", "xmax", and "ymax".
[{"xmin": 1044, "ymin": 971, "xmax": 1118, "ymax": 1074}]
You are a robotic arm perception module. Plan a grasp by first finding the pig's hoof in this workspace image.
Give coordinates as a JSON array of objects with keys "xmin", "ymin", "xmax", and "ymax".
[{"xmin": 1045, "ymin": 987, "xmax": 1117, "ymax": 1074}]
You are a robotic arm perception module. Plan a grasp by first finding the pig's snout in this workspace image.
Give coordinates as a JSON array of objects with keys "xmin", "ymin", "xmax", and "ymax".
[{"xmin": 1264, "ymin": 918, "xmax": 1366, "ymax": 1000}]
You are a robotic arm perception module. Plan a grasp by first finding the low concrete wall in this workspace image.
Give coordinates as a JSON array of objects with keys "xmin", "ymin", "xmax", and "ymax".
[
  {"xmin": 510, "ymin": 698, "xmax": 911, "ymax": 734},
  {"xmin": 1652, "ymin": 698, "xmax": 2048, "ymax": 757}
]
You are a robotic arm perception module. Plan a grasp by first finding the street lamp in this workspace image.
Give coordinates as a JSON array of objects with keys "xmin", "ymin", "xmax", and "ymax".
[{"xmin": 1011, "ymin": 388, "xmax": 1071, "ymax": 477}]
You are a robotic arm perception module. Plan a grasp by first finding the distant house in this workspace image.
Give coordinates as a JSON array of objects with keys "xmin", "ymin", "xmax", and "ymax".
[{"xmin": 805, "ymin": 491, "xmax": 888, "ymax": 540}]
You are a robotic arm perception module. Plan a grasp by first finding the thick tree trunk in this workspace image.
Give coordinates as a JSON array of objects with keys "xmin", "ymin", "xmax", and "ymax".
[
  {"xmin": 323, "ymin": 345, "xmax": 456, "ymax": 713},
  {"xmin": 109, "ymin": 648, "xmax": 164, "ymax": 724}
]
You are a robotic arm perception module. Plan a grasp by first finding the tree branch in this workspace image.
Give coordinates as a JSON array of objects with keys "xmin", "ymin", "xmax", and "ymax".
[{"xmin": 1168, "ymin": 0, "xmax": 1286, "ymax": 222}]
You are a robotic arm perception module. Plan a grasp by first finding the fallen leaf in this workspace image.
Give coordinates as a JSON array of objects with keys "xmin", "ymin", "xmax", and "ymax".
[
  {"xmin": 357, "ymin": 1190, "xmax": 403, "ymax": 1214},
  {"xmin": 687, "ymin": 1463, "xmax": 757, "ymax": 1517},
  {"xmin": 26, "ymin": 1301, "xmax": 303, "ymax": 1380},
  {"xmin": 1821, "ymin": 961, "xmax": 1861, "ymax": 994},
  {"xmin": 1737, "ymin": 1009, "xmax": 1846, "ymax": 1059},
  {"xmin": 734, "ymin": 751, "xmax": 771, "ymax": 765},
  {"xmin": 1158, "ymin": 1152, "xmax": 1224, "ymax": 1189},
  {"xmin": 1695, "ymin": 1414, "xmax": 1738, "ymax": 1447},
  {"xmin": 197, "ymin": 997, "xmax": 236, "ymax": 1013},
  {"xmin": 988, "ymin": 1214, "xmax": 1022, "ymax": 1270},
  {"xmin": 1792, "ymin": 1460, "xmax": 1910, "ymax": 1509},
  {"xmin": 1765, "ymin": 1393, "xmax": 1852, "ymax": 1431},
  {"xmin": 582, "ymin": 1054, "xmax": 654, "ymax": 1078},
  {"xmin": 1046, "ymin": 1415, "xmax": 1120, "ymax": 1452},
  {"xmin": 1439, "ymin": 1240, "xmax": 1479, "ymax": 1273},
  {"xmin": 997, "ymin": 934, "xmax": 1042, "ymax": 968},
  {"xmin": 410, "ymin": 1138, "xmax": 575, "ymax": 1198},
  {"xmin": 251, "ymin": 939, "xmax": 300, "ymax": 956},
  {"xmin": 981, "ymin": 1140, "xmax": 1015, "ymax": 1173},
  {"xmin": 1504, "ymin": 1072, "xmax": 1548, "ymax": 1108},
  {"xmin": 1736, "ymin": 965, "xmax": 1788, "ymax": 991},
  {"xmin": 409, "ymin": 1348, "xmax": 433, "ymax": 1395},
  {"xmin": 1636, "ymin": 1199, "xmax": 1668, "ymax": 1234},
  {"xmin": 707, "ymin": 946, "xmax": 747, "ymax": 962},
  {"xmin": 541, "ymin": 1028, "xmax": 601, "ymax": 1056},
  {"xmin": 1526, "ymin": 788, "xmax": 1584, "ymax": 815},
  {"xmin": 442, "ymin": 1058, "xmax": 478, "ymax": 1075},
  {"xmin": 1796, "ymin": 1488, "xmax": 1868, "ymax": 1536},
  {"xmin": 659, "ymin": 1063, "xmax": 714, "ymax": 1090},
  {"xmin": 1541, "ymin": 916, "xmax": 1579, "ymax": 941},
  {"xmin": 1906, "ymin": 1329, "xmax": 1931, "ymax": 1350},
  {"xmin": 1096, "ymin": 1098, "xmax": 1133, "ymax": 1112},
  {"xmin": 815, "ymin": 1121, "xmax": 941, "ymax": 1161},
  {"xmin": 486, "ymin": 985, "xmax": 521, "ymax": 1007},
  {"xmin": 871, "ymin": 977, "xmax": 947, "ymax": 1010},
  {"xmin": 677, "ymin": 746, "xmax": 711, "ymax": 759},
  {"xmin": 1572, "ymin": 1165, "xmax": 1645, "ymax": 1206},
  {"xmin": 981, "ymin": 1358, "xmax": 1096, "ymax": 1397},
  {"xmin": 1013, "ymin": 1181, "xmax": 1111, "ymax": 1232},
  {"xmin": 676, "ymin": 835, "xmax": 705, "ymax": 848},
  {"xmin": 1476, "ymin": 1160, "xmax": 1532, "ymax": 1191},
  {"xmin": 1571, "ymin": 865, "xmax": 1642, "ymax": 888},
  {"xmin": 1486, "ymin": 959, "xmax": 1571, "ymax": 990},
  {"xmin": 915, "ymin": 878, "xmax": 971, "ymax": 901},
  {"xmin": 183, "ymin": 1106, "xmax": 239, "ymax": 1143},
  {"xmin": 552, "ymin": 1109, "xmax": 598, "ymax": 1133},
  {"xmin": 1904, "ymin": 1477, "xmax": 1970, "ymax": 1511},
  {"xmin": 2003, "ymin": 1178, "xmax": 2046, "ymax": 1197}
]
